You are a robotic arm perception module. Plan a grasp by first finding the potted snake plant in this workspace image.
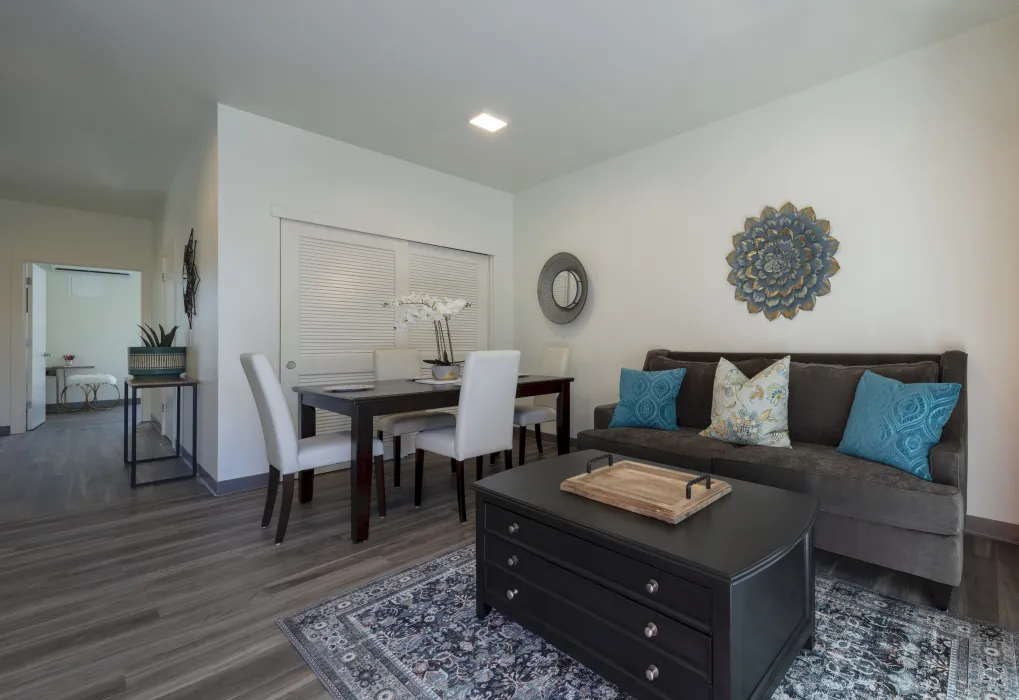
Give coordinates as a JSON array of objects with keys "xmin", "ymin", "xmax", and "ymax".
[{"xmin": 128, "ymin": 324, "xmax": 186, "ymax": 377}]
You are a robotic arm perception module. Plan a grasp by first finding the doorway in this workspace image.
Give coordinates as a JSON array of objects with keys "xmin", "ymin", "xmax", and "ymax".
[{"xmin": 25, "ymin": 262, "xmax": 143, "ymax": 428}]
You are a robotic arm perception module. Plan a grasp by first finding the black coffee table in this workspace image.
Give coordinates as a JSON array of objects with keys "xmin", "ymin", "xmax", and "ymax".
[{"xmin": 473, "ymin": 450, "xmax": 819, "ymax": 700}]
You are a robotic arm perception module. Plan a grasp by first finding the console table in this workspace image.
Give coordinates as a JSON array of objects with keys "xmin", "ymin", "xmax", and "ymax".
[{"xmin": 123, "ymin": 376, "xmax": 198, "ymax": 487}]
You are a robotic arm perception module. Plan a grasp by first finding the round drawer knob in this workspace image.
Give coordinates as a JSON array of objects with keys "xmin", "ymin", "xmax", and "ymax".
[
  {"xmin": 644, "ymin": 622, "xmax": 658, "ymax": 638},
  {"xmin": 645, "ymin": 665, "xmax": 659, "ymax": 681},
  {"xmin": 507, "ymin": 555, "xmax": 519, "ymax": 567},
  {"xmin": 645, "ymin": 579, "xmax": 659, "ymax": 594},
  {"xmin": 506, "ymin": 588, "xmax": 518, "ymax": 600},
  {"xmin": 508, "ymin": 523, "xmax": 520, "ymax": 535}
]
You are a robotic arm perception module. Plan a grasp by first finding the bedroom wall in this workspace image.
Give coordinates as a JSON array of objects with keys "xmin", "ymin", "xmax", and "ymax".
[{"xmin": 0, "ymin": 200, "xmax": 156, "ymax": 434}]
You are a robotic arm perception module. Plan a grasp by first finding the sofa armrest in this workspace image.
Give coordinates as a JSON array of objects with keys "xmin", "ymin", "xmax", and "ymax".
[
  {"xmin": 930, "ymin": 438, "xmax": 966, "ymax": 497},
  {"xmin": 593, "ymin": 403, "xmax": 618, "ymax": 430}
]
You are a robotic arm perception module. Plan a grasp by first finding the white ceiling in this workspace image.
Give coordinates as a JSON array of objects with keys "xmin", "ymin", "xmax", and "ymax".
[{"xmin": 1, "ymin": 1, "xmax": 1017, "ymax": 220}]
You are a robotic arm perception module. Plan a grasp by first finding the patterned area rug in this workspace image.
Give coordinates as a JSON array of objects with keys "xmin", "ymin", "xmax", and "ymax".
[{"xmin": 278, "ymin": 544, "xmax": 1018, "ymax": 699}]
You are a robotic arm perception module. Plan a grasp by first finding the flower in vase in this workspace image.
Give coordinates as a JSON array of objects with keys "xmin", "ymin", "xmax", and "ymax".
[{"xmin": 383, "ymin": 293, "xmax": 473, "ymax": 364}]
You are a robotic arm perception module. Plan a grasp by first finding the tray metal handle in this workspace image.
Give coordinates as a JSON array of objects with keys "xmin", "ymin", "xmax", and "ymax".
[
  {"xmin": 685, "ymin": 474, "xmax": 712, "ymax": 499},
  {"xmin": 586, "ymin": 453, "xmax": 614, "ymax": 474}
]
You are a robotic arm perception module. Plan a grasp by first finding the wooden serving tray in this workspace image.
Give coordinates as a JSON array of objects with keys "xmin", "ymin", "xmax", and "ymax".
[{"xmin": 561, "ymin": 459, "xmax": 731, "ymax": 524}]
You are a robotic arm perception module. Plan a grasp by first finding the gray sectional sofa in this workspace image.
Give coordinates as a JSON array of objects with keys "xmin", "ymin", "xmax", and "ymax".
[{"xmin": 577, "ymin": 350, "xmax": 967, "ymax": 609}]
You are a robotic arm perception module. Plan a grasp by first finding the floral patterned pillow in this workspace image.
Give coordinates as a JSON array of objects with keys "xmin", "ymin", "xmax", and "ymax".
[{"xmin": 700, "ymin": 356, "xmax": 792, "ymax": 447}]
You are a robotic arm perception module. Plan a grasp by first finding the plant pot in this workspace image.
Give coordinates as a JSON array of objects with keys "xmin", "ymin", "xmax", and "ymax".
[
  {"xmin": 430, "ymin": 364, "xmax": 461, "ymax": 381},
  {"xmin": 128, "ymin": 346, "xmax": 186, "ymax": 377}
]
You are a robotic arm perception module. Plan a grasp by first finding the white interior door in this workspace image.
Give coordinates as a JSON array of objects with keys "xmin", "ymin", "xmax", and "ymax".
[
  {"xmin": 281, "ymin": 221, "xmax": 402, "ymax": 462},
  {"xmin": 280, "ymin": 219, "xmax": 492, "ymax": 462},
  {"xmin": 27, "ymin": 264, "xmax": 48, "ymax": 430}
]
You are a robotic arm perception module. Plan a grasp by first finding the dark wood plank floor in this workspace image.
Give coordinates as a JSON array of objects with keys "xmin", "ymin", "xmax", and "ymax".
[{"xmin": 0, "ymin": 411, "xmax": 1015, "ymax": 699}]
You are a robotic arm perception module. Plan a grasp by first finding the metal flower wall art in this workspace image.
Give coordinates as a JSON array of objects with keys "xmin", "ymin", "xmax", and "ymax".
[{"xmin": 726, "ymin": 203, "xmax": 840, "ymax": 320}]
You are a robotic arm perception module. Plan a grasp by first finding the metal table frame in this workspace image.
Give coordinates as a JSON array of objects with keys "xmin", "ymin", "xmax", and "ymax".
[{"xmin": 123, "ymin": 376, "xmax": 199, "ymax": 487}]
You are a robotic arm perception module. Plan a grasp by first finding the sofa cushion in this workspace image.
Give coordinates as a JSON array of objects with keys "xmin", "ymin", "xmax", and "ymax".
[
  {"xmin": 608, "ymin": 367, "xmax": 686, "ymax": 431},
  {"xmin": 576, "ymin": 426, "xmax": 738, "ymax": 473},
  {"xmin": 788, "ymin": 360, "xmax": 940, "ymax": 446},
  {"xmin": 837, "ymin": 371, "xmax": 962, "ymax": 481},
  {"xmin": 711, "ymin": 442, "xmax": 963, "ymax": 535},
  {"xmin": 700, "ymin": 356, "xmax": 791, "ymax": 448},
  {"xmin": 648, "ymin": 356, "xmax": 771, "ymax": 429}
]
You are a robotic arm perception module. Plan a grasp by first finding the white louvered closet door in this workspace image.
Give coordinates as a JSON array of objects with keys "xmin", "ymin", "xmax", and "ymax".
[
  {"xmin": 408, "ymin": 242, "xmax": 490, "ymax": 371},
  {"xmin": 280, "ymin": 220, "xmax": 404, "ymax": 442},
  {"xmin": 280, "ymin": 219, "xmax": 491, "ymax": 465}
]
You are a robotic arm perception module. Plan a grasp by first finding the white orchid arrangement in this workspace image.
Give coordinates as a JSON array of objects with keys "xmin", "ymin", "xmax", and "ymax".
[{"xmin": 382, "ymin": 293, "xmax": 472, "ymax": 366}]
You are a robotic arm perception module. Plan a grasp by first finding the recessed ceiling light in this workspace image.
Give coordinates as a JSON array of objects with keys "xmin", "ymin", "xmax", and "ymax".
[{"xmin": 469, "ymin": 112, "xmax": 507, "ymax": 133}]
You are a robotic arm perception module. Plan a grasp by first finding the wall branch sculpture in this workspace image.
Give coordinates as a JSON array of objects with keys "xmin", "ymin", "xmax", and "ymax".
[
  {"xmin": 726, "ymin": 203, "xmax": 840, "ymax": 320},
  {"xmin": 182, "ymin": 228, "xmax": 200, "ymax": 329}
]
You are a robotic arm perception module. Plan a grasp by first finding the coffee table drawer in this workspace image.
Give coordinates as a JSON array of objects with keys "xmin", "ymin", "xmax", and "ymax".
[
  {"xmin": 485, "ymin": 502, "xmax": 712, "ymax": 628},
  {"xmin": 487, "ymin": 564, "xmax": 711, "ymax": 700},
  {"xmin": 486, "ymin": 534, "xmax": 711, "ymax": 673}
]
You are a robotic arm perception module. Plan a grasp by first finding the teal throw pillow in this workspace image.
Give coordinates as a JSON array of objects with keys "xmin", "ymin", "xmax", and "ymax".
[
  {"xmin": 609, "ymin": 367, "xmax": 686, "ymax": 431},
  {"xmin": 837, "ymin": 371, "xmax": 961, "ymax": 481}
]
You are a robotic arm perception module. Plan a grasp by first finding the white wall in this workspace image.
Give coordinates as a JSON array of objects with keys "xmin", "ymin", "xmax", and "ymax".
[
  {"xmin": 0, "ymin": 200, "xmax": 155, "ymax": 433},
  {"xmin": 157, "ymin": 123, "xmax": 219, "ymax": 478},
  {"xmin": 216, "ymin": 106, "xmax": 514, "ymax": 482},
  {"xmin": 513, "ymin": 17, "xmax": 1019, "ymax": 524},
  {"xmin": 45, "ymin": 268, "xmax": 141, "ymax": 404}
]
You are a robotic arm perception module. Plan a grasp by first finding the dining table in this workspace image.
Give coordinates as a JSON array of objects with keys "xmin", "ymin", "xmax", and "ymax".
[{"xmin": 294, "ymin": 374, "xmax": 574, "ymax": 543}]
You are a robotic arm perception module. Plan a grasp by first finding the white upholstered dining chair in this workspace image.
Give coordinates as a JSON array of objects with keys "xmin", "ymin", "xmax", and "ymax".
[
  {"xmin": 241, "ymin": 353, "xmax": 384, "ymax": 545},
  {"xmin": 374, "ymin": 349, "xmax": 457, "ymax": 490},
  {"xmin": 513, "ymin": 346, "xmax": 570, "ymax": 465},
  {"xmin": 414, "ymin": 350, "xmax": 521, "ymax": 522}
]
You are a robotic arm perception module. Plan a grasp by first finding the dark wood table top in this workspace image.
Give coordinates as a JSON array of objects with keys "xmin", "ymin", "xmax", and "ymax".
[
  {"xmin": 473, "ymin": 450, "xmax": 818, "ymax": 581},
  {"xmin": 295, "ymin": 374, "xmax": 572, "ymax": 404}
]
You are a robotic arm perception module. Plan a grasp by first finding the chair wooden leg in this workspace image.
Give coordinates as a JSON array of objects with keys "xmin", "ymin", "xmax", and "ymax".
[
  {"xmin": 262, "ymin": 465, "xmax": 280, "ymax": 527},
  {"xmin": 490, "ymin": 452, "xmax": 497, "ymax": 465},
  {"xmin": 414, "ymin": 449, "xmax": 425, "ymax": 507},
  {"xmin": 504, "ymin": 449, "xmax": 513, "ymax": 469},
  {"xmin": 375, "ymin": 454, "xmax": 387, "ymax": 518},
  {"xmin": 455, "ymin": 460, "xmax": 467, "ymax": 523},
  {"xmin": 534, "ymin": 424, "xmax": 544, "ymax": 454},
  {"xmin": 275, "ymin": 473, "xmax": 295, "ymax": 545},
  {"xmin": 451, "ymin": 457, "xmax": 457, "ymax": 474},
  {"xmin": 393, "ymin": 435, "xmax": 401, "ymax": 487},
  {"xmin": 518, "ymin": 426, "xmax": 527, "ymax": 466},
  {"xmin": 476, "ymin": 455, "xmax": 483, "ymax": 481}
]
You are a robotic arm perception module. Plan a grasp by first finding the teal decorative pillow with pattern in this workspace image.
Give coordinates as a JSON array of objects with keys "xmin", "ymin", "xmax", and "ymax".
[
  {"xmin": 609, "ymin": 367, "xmax": 686, "ymax": 431},
  {"xmin": 700, "ymin": 356, "xmax": 791, "ymax": 447},
  {"xmin": 837, "ymin": 371, "xmax": 961, "ymax": 481}
]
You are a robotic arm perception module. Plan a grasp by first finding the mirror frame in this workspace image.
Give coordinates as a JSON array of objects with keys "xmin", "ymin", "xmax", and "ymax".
[{"xmin": 537, "ymin": 252, "xmax": 589, "ymax": 324}]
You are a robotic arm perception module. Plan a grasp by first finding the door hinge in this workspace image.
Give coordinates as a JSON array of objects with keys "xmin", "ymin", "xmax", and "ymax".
[
  {"xmin": 25, "ymin": 277, "xmax": 32, "ymax": 286},
  {"xmin": 26, "ymin": 400, "xmax": 32, "ymax": 409}
]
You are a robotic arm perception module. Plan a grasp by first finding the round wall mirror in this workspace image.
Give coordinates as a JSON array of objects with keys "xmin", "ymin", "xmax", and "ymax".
[
  {"xmin": 552, "ymin": 270, "xmax": 582, "ymax": 309},
  {"xmin": 537, "ymin": 253, "xmax": 588, "ymax": 324}
]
